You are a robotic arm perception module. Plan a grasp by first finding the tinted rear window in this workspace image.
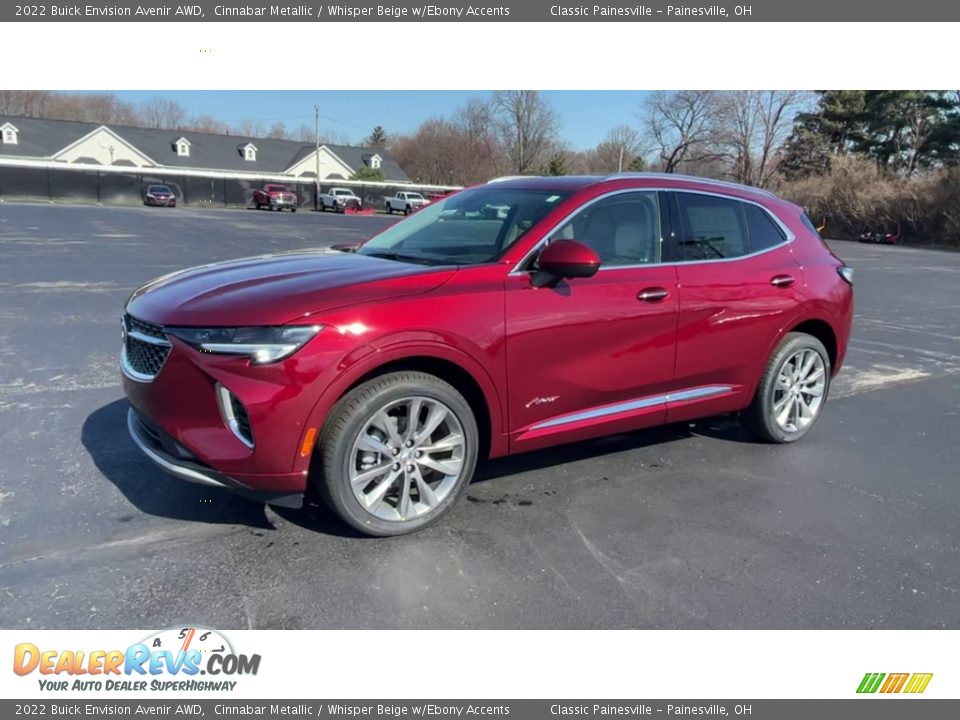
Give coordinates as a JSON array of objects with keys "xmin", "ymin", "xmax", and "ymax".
[{"xmin": 744, "ymin": 203, "xmax": 786, "ymax": 252}]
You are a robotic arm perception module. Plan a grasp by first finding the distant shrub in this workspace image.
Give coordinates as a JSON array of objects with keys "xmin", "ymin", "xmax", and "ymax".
[{"xmin": 778, "ymin": 156, "xmax": 960, "ymax": 248}]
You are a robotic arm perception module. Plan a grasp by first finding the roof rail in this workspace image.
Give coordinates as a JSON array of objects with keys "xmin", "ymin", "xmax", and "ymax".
[
  {"xmin": 603, "ymin": 172, "xmax": 778, "ymax": 198},
  {"xmin": 487, "ymin": 175, "xmax": 542, "ymax": 183}
]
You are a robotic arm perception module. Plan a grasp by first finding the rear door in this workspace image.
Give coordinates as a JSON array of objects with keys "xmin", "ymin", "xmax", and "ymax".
[{"xmin": 666, "ymin": 191, "xmax": 805, "ymax": 422}]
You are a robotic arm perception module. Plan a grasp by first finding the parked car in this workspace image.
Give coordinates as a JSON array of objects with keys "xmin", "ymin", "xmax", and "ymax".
[
  {"xmin": 319, "ymin": 187, "xmax": 362, "ymax": 213},
  {"xmin": 384, "ymin": 191, "xmax": 429, "ymax": 215},
  {"xmin": 143, "ymin": 184, "xmax": 176, "ymax": 207},
  {"xmin": 121, "ymin": 173, "xmax": 853, "ymax": 536},
  {"xmin": 858, "ymin": 228, "xmax": 899, "ymax": 244},
  {"xmin": 253, "ymin": 184, "xmax": 298, "ymax": 212}
]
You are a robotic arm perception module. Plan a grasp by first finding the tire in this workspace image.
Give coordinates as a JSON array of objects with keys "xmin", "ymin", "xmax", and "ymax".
[
  {"xmin": 404, "ymin": 205, "xmax": 411, "ymax": 215},
  {"xmin": 741, "ymin": 332, "xmax": 831, "ymax": 443},
  {"xmin": 385, "ymin": 204, "xmax": 391, "ymax": 214},
  {"xmin": 291, "ymin": 208, "xmax": 297, "ymax": 213},
  {"xmin": 315, "ymin": 371, "xmax": 479, "ymax": 537}
]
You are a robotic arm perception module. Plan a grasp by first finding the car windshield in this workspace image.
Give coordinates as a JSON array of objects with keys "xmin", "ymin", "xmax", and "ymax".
[
  {"xmin": 335, "ymin": 190, "xmax": 352, "ymax": 195},
  {"xmin": 149, "ymin": 186, "xmax": 169, "ymax": 193},
  {"xmin": 358, "ymin": 186, "xmax": 570, "ymax": 265},
  {"xmin": 266, "ymin": 185, "xmax": 288, "ymax": 192},
  {"xmin": 406, "ymin": 193, "xmax": 424, "ymax": 200}
]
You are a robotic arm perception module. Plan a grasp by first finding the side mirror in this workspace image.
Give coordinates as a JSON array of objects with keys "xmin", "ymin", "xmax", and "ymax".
[{"xmin": 532, "ymin": 240, "xmax": 601, "ymax": 287}]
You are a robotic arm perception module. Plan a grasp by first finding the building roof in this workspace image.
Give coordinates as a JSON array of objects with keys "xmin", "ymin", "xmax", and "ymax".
[{"xmin": 0, "ymin": 114, "xmax": 411, "ymax": 181}]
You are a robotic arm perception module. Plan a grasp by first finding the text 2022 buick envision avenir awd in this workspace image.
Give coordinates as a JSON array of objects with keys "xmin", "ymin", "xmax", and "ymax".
[{"xmin": 121, "ymin": 174, "xmax": 853, "ymax": 536}]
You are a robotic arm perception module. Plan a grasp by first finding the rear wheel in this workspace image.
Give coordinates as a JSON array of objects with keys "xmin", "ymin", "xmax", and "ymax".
[
  {"xmin": 741, "ymin": 332, "xmax": 831, "ymax": 443},
  {"xmin": 315, "ymin": 371, "xmax": 478, "ymax": 536},
  {"xmin": 404, "ymin": 205, "xmax": 411, "ymax": 215}
]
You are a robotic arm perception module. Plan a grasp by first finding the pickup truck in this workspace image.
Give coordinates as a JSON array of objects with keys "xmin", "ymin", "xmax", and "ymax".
[
  {"xmin": 384, "ymin": 191, "xmax": 429, "ymax": 215},
  {"xmin": 252, "ymin": 184, "xmax": 299, "ymax": 212},
  {"xmin": 319, "ymin": 187, "xmax": 362, "ymax": 212}
]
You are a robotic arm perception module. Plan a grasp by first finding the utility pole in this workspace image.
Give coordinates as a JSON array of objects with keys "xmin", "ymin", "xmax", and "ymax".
[{"xmin": 314, "ymin": 104, "xmax": 320, "ymax": 210}]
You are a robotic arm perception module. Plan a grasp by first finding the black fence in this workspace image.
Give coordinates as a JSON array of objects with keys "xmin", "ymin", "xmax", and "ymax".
[{"xmin": 0, "ymin": 165, "xmax": 446, "ymax": 210}]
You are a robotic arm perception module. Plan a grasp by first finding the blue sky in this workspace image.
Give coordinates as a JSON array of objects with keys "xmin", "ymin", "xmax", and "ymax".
[{"xmin": 80, "ymin": 91, "xmax": 651, "ymax": 150}]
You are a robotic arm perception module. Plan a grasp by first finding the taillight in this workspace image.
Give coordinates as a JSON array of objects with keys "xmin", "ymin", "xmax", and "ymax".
[{"xmin": 837, "ymin": 266, "xmax": 854, "ymax": 285}]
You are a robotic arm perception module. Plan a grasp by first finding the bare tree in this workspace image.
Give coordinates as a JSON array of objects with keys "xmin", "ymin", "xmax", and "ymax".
[
  {"xmin": 268, "ymin": 121, "xmax": 288, "ymax": 139},
  {"xmin": 642, "ymin": 90, "xmax": 724, "ymax": 173},
  {"xmin": 716, "ymin": 90, "xmax": 807, "ymax": 186},
  {"xmin": 453, "ymin": 96, "xmax": 503, "ymax": 181},
  {"xmin": 593, "ymin": 125, "xmax": 646, "ymax": 173},
  {"xmin": 292, "ymin": 124, "xmax": 315, "ymax": 142},
  {"xmin": 138, "ymin": 97, "xmax": 187, "ymax": 129},
  {"xmin": 390, "ymin": 118, "xmax": 461, "ymax": 185},
  {"xmin": 234, "ymin": 119, "xmax": 266, "ymax": 138},
  {"xmin": 491, "ymin": 90, "xmax": 560, "ymax": 174},
  {"xmin": 188, "ymin": 115, "xmax": 231, "ymax": 134},
  {"xmin": 0, "ymin": 90, "xmax": 137, "ymax": 125},
  {"xmin": 0, "ymin": 90, "xmax": 54, "ymax": 117}
]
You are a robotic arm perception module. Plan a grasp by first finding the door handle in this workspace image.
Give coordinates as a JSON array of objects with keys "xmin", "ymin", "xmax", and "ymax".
[
  {"xmin": 637, "ymin": 287, "xmax": 669, "ymax": 302},
  {"xmin": 770, "ymin": 274, "xmax": 795, "ymax": 288}
]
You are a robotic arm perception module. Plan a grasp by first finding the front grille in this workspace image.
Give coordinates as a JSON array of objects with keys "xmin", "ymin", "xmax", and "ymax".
[
  {"xmin": 123, "ymin": 314, "xmax": 171, "ymax": 380},
  {"xmin": 128, "ymin": 315, "xmax": 164, "ymax": 339}
]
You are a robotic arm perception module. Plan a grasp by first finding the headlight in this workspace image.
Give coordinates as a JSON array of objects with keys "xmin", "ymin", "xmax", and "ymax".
[{"xmin": 165, "ymin": 325, "xmax": 323, "ymax": 364}]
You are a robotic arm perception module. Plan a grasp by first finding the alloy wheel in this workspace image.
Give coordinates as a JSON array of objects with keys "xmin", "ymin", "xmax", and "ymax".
[
  {"xmin": 771, "ymin": 348, "xmax": 827, "ymax": 433},
  {"xmin": 348, "ymin": 396, "xmax": 466, "ymax": 522}
]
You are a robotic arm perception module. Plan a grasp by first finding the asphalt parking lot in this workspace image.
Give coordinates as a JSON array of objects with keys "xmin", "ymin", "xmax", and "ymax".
[{"xmin": 0, "ymin": 201, "xmax": 958, "ymax": 630}]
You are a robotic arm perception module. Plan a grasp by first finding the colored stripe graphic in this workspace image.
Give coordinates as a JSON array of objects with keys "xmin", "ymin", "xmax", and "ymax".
[
  {"xmin": 857, "ymin": 673, "xmax": 885, "ymax": 693},
  {"xmin": 857, "ymin": 672, "xmax": 933, "ymax": 694},
  {"xmin": 904, "ymin": 673, "xmax": 934, "ymax": 694},
  {"xmin": 880, "ymin": 673, "xmax": 909, "ymax": 693}
]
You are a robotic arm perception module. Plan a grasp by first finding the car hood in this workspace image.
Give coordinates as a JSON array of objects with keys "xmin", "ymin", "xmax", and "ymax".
[{"xmin": 126, "ymin": 250, "xmax": 456, "ymax": 326}]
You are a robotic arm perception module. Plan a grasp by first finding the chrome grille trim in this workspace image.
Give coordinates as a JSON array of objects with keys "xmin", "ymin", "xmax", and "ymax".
[{"xmin": 121, "ymin": 314, "xmax": 172, "ymax": 383}]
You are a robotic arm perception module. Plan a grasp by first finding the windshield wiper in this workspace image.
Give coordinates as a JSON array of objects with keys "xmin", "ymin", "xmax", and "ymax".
[{"xmin": 362, "ymin": 251, "xmax": 450, "ymax": 266}]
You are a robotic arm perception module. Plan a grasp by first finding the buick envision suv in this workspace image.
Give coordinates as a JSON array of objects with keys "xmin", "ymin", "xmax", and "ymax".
[{"xmin": 121, "ymin": 174, "xmax": 853, "ymax": 536}]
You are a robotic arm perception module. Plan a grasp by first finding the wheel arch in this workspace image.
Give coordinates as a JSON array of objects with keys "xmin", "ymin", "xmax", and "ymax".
[
  {"xmin": 294, "ymin": 343, "xmax": 507, "ymax": 475},
  {"xmin": 748, "ymin": 312, "xmax": 842, "ymax": 401},
  {"xmin": 788, "ymin": 318, "xmax": 838, "ymax": 371}
]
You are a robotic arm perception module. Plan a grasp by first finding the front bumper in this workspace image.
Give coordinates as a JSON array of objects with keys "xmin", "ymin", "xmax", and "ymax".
[{"xmin": 127, "ymin": 407, "xmax": 303, "ymax": 508}]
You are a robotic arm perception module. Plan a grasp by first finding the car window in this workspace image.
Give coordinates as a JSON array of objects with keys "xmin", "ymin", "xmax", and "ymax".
[
  {"xmin": 550, "ymin": 191, "xmax": 660, "ymax": 267},
  {"xmin": 359, "ymin": 187, "xmax": 569, "ymax": 265},
  {"xmin": 675, "ymin": 193, "xmax": 749, "ymax": 260},
  {"xmin": 743, "ymin": 203, "xmax": 787, "ymax": 252}
]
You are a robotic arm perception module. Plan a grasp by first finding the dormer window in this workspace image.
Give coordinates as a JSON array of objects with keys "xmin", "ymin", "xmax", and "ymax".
[
  {"xmin": 241, "ymin": 143, "xmax": 258, "ymax": 162},
  {"xmin": 174, "ymin": 137, "xmax": 191, "ymax": 157},
  {"xmin": 1, "ymin": 123, "xmax": 19, "ymax": 145},
  {"xmin": 370, "ymin": 154, "xmax": 382, "ymax": 169}
]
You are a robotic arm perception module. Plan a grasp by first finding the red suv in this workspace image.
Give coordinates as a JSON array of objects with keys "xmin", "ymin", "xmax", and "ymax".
[{"xmin": 122, "ymin": 174, "xmax": 853, "ymax": 536}]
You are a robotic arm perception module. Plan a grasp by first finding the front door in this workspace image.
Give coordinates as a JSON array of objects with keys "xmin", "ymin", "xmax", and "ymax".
[{"xmin": 504, "ymin": 190, "xmax": 679, "ymax": 452}]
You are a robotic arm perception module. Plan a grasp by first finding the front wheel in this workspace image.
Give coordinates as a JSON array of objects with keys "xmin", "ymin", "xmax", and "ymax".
[
  {"xmin": 315, "ymin": 371, "xmax": 478, "ymax": 536},
  {"xmin": 741, "ymin": 332, "xmax": 831, "ymax": 443}
]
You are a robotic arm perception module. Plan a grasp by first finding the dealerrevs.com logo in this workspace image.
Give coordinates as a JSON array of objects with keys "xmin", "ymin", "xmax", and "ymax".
[{"xmin": 13, "ymin": 626, "xmax": 261, "ymax": 692}]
